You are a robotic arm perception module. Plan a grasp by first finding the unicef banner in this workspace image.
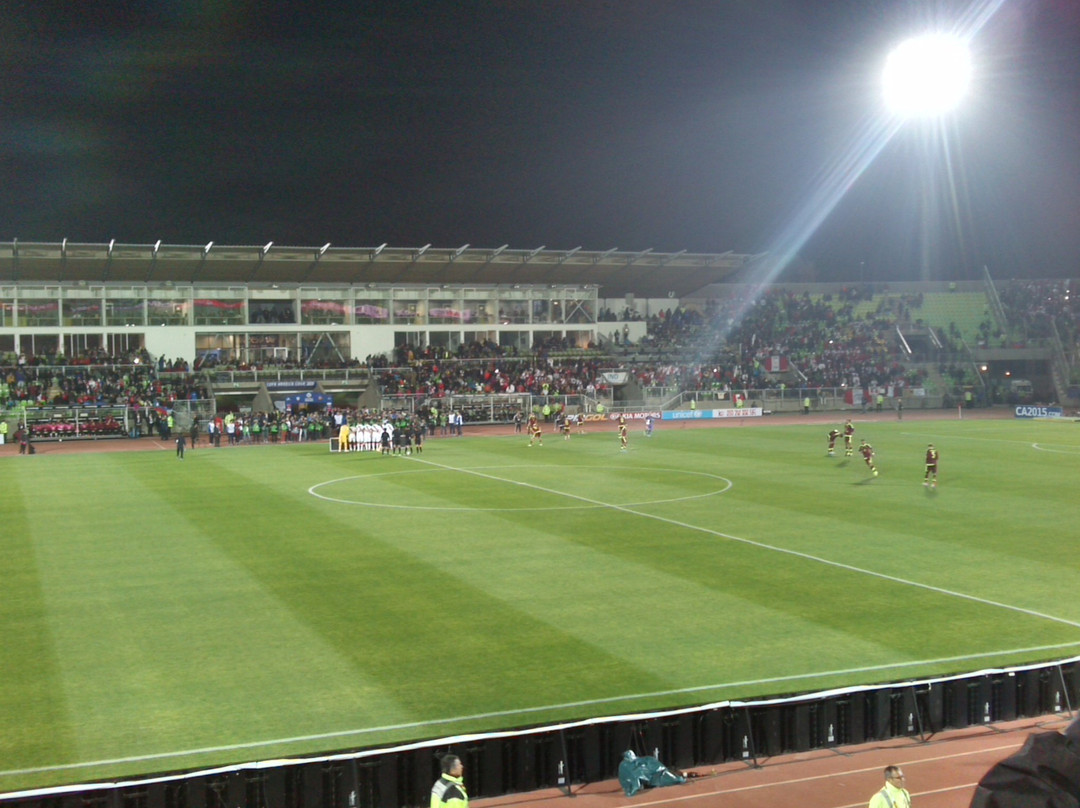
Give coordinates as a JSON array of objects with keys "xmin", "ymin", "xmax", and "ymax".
[
  {"xmin": 662, "ymin": 408, "xmax": 763, "ymax": 421},
  {"xmin": 1014, "ymin": 406, "xmax": 1063, "ymax": 419}
]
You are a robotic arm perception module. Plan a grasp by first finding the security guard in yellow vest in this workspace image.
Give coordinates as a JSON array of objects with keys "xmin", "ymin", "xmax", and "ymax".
[{"xmin": 431, "ymin": 754, "xmax": 467, "ymax": 808}]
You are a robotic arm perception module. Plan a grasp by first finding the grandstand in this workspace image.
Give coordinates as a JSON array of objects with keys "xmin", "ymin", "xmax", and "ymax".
[{"xmin": 2, "ymin": 243, "xmax": 1078, "ymax": 808}]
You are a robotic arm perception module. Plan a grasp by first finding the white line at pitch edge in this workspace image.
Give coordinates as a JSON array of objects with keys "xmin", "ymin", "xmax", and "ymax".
[
  {"xmin": 9, "ymin": 458, "xmax": 1080, "ymax": 779},
  {"xmin": 588, "ymin": 742, "xmax": 1034, "ymax": 807},
  {"xmin": 5, "ymin": 642, "xmax": 1078, "ymax": 776}
]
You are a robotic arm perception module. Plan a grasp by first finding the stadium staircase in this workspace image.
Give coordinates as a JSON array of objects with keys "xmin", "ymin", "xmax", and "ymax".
[{"xmin": 908, "ymin": 292, "xmax": 993, "ymax": 346}]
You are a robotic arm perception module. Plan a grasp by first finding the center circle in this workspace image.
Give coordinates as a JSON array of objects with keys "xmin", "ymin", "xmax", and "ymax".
[{"xmin": 308, "ymin": 464, "xmax": 732, "ymax": 511}]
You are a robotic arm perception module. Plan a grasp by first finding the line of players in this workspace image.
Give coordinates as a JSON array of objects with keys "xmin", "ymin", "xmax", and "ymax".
[
  {"xmin": 337, "ymin": 419, "xmax": 425, "ymax": 455},
  {"xmin": 527, "ymin": 412, "xmax": 654, "ymax": 451},
  {"xmin": 826, "ymin": 418, "xmax": 939, "ymax": 486}
]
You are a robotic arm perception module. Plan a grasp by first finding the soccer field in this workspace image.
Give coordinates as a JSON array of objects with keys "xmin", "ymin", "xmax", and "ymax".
[{"xmin": 3, "ymin": 415, "xmax": 1079, "ymax": 792}]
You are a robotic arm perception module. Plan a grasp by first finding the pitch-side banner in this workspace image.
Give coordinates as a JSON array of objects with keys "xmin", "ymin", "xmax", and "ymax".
[
  {"xmin": 1014, "ymin": 406, "xmax": 1063, "ymax": 419},
  {"xmin": 662, "ymin": 408, "xmax": 763, "ymax": 421}
]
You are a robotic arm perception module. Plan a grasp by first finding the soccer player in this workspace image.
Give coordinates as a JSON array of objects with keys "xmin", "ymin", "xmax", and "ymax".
[
  {"xmin": 618, "ymin": 418, "xmax": 628, "ymax": 452},
  {"xmin": 924, "ymin": 444, "xmax": 939, "ymax": 487},
  {"xmin": 562, "ymin": 414, "xmax": 572, "ymax": 440},
  {"xmin": 644, "ymin": 416, "xmax": 654, "ymax": 437},
  {"xmin": 527, "ymin": 414, "xmax": 543, "ymax": 447},
  {"xmin": 859, "ymin": 439, "xmax": 878, "ymax": 476},
  {"xmin": 843, "ymin": 419, "xmax": 855, "ymax": 457},
  {"xmin": 827, "ymin": 427, "xmax": 840, "ymax": 456}
]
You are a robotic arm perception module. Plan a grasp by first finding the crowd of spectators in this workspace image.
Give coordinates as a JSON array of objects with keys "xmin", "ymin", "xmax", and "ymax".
[
  {"xmin": 4, "ymin": 280, "xmax": 1075, "ymax": 440},
  {"xmin": 625, "ymin": 287, "xmax": 916, "ymax": 393},
  {"xmin": 999, "ymin": 279, "xmax": 1079, "ymax": 345},
  {"xmin": 1, "ymin": 349, "xmax": 209, "ymax": 409}
]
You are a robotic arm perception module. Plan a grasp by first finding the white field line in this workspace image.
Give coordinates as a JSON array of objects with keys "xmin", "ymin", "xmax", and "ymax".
[
  {"xmin": 9, "ymin": 457, "xmax": 1080, "ymax": 780},
  {"xmin": 628, "ymin": 742, "xmax": 1017, "ymax": 806},
  {"xmin": 902, "ymin": 430, "xmax": 1080, "ymax": 449},
  {"xmin": 4, "ymin": 641, "xmax": 1080, "ymax": 779},
  {"xmin": 409, "ymin": 456, "xmax": 1080, "ymax": 631}
]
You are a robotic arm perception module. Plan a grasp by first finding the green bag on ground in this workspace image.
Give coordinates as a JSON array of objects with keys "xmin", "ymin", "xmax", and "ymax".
[{"xmin": 617, "ymin": 750, "xmax": 687, "ymax": 797}]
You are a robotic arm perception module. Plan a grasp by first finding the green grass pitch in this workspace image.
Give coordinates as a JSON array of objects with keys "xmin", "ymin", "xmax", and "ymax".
[{"xmin": 2, "ymin": 416, "xmax": 1079, "ymax": 792}]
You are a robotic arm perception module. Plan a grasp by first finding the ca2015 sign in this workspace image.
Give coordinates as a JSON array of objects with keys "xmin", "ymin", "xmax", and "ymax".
[{"xmin": 1014, "ymin": 406, "xmax": 1063, "ymax": 419}]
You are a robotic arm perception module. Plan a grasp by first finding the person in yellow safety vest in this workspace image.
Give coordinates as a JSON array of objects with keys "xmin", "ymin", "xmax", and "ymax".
[
  {"xmin": 803, "ymin": 396, "xmax": 811, "ymax": 414},
  {"xmin": 431, "ymin": 755, "xmax": 468, "ymax": 808},
  {"xmin": 0, "ymin": 419, "xmax": 7, "ymax": 445},
  {"xmin": 867, "ymin": 766, "xmax": 910, "ymax": 808}
]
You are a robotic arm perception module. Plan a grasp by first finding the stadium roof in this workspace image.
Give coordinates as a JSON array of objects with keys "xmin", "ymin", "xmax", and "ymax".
[{"xmin": 0, "ymin": 241, "xmax": 759, "ymax": 299}]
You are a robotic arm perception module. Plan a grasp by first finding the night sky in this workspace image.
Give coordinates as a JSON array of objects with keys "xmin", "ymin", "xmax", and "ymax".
[{"xmin": 2, "ymin": 0, "xmax": 1077, "ymax": 282}]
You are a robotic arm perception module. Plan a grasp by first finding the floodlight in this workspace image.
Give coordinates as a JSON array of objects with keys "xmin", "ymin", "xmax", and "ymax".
[
  {"xmin": 263, "ymin": 241, "xmax": 273, "ymax": 254},
  {"xmin": 204, "ymin": 241, "xmax": 213, "ymax": 254},
  {"xmin": 153, "ymin": 240, "xmax": 161, "ymax": 255},
  {"xmin": 108, "ymin": 238, "xmax": 115, "ymax": 256},
  {"xmin": 883, "ymin": 34, "xmax": 972, "ymax": 117},
  {"xmin": 319, "ymin": 243, "xmax": 330, "ymax": 255}
]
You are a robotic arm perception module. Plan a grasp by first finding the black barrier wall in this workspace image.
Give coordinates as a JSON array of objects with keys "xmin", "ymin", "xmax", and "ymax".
[{"xmin": 4, "ymin": 661, "xmax": 1077, "ymax": 808}]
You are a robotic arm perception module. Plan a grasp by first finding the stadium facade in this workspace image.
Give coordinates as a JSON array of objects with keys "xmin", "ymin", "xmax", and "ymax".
[{"xmin": 0, "ymin": 241, "xmax": 753, "ymax": 364}]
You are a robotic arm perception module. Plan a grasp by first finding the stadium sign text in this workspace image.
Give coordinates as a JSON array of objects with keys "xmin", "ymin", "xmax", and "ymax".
[
  {"xmin": 663, "ymin": 408, "xmax": 763, "ymax": 421},
  {"xmin": 1014, "ymin": 406, "xmax": 1063, "ymax": 419}
]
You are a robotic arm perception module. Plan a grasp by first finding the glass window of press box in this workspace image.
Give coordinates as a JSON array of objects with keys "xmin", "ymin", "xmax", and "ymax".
[
  {"xmin": 147, "ymin": 289, "xmax": 190, "ymax": 326},
  {"xmin": 248, "ymin": 298, "xmax": 296, "ymax": 325},
  {"xmin": 63, "ymin": 289, "xmax": 103, "ymax": 327},
  {"xmin": 300, "ymin": 291, "xmax": 348, "ymax": 325},
  {"xmin": 532, "ymin": 297, "xmax": 551, "ymax": 323},
  {"xmin": 463, "ymin": 291, "xmax": 496, "ymax": 325},
  {"xmin": 392, "ymin": 289, "xmax": 425, "ymax": 325},
  {"xmin": 428, "ymin": 289, "xmax": 464, "ymax": 325},
  {"xmin": 426, "ymin": 330, "xmax": 451, "ymax": 353},
  {"xmin": 105, "ymin": 293, "xmax": 145, "ymax": 327},
  {"xmin": 561, "ymin": 290, "xmax": 596, "ymax": 324},
  {"xmin": 18, "ymin": 295, "xmax": 61, "ymax": 327},
  {"xmin": 354, "ymin": 292, "xmax": 390, "ymax": 324},
  {"xmin": 196, "ymin": 333, "xmax": 240, "ymax": 365},
  {"xmin": 246, "ymin": 332, "xmax": 299, "ymax": 363},
  {"xmin": 301, "ymin": 332, "xmax": 350, "ymax": 364},
  {"xmin": 499, "ymin": 330, "xmax": 530, "ymax": 352},
  {"xmin": 497, "ymin": 291, "xmax": 530, "ymax": 324},
  {"xmin": 464, "ymin": 329, "xmax": 498, "ymax": 350},
  {"xmin": 193, "ymin": 292, "xmax": 245, "ymax": 326}
]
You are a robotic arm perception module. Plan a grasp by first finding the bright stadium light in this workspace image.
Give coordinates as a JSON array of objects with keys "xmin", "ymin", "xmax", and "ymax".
[{"xmin": 883, "ymin": 34, "xmax": 972, "ymax": 117}]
